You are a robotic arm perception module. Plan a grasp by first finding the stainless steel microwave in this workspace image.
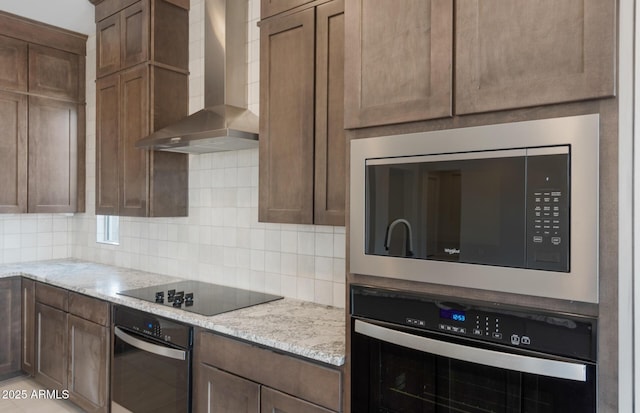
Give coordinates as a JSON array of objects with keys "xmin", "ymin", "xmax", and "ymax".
[{"xmin": 350, "ymin": 115, "xmax": 599, "ymax": 303}]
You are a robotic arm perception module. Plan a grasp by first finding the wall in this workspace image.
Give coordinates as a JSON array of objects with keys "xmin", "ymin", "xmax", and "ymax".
[{"xmin": 71, "ymin": 0, "xmax": 346, "ymax": 308}]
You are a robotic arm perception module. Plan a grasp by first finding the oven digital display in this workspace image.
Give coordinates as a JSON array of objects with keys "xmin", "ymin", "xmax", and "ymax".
[{"xmin": 440, "ymin": 309, "xmax": 466, "ymax": 322}]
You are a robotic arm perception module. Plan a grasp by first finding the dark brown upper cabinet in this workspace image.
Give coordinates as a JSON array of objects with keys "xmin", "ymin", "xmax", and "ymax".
[
  {"xmin": 0, "ymin": 11, "xmax": 86, "ymax": 214},
  {"xmin": 0, "ymin": 35, "xmax": 27, "ymax": 92},
  {"xmin": 259, "ymin": 0, "xmax": 345, "ymax": 225},
  {"xmin": 344, "ymin": 0, "xmax": 453, "ymax": 128},
  {"xmin": 96, "ymin": 0, "xmax": 189, "ymax": 78},
  {"xmin": 455, "ymin": 0, "xmax": 616, "ymax": 114},
  {"xmin": 94, "ymin": 0, "xmax": 189, "ymax": 217}
]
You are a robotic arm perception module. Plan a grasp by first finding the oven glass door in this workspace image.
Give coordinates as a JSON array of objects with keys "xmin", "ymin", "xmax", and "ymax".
[
  {"xmin": 352, "ymin": 320, "xmax": 596, "ymax": 413},
  {"xmin": 112, "ymin": 327, "xmax": 191, "ymax": 413}
]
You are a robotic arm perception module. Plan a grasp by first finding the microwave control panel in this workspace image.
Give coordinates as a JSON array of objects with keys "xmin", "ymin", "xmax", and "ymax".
[{"xmin": 526, "ymin": 153, "xmax": 570, "ymax": 272}]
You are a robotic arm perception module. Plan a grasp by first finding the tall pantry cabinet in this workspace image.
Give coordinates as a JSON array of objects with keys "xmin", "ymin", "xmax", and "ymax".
[
  {"xmin": 0, "ymin": 12, "xmax": 86, "ymax": 213},
  {"xmin": 93, "ymin": 0, "xmax": 189, "ymax": 217}
]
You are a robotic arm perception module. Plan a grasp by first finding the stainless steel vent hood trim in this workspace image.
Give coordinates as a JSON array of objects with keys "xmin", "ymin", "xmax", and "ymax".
[{"xmin": 136, "ymin": 0, "xmax": 257, "ymax": 153}]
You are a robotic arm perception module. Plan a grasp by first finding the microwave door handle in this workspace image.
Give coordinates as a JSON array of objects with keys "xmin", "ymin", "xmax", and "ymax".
[
  {"xmin": 354, "ymin": 320, "xmax": 587, "ymax": 382},
  {"xmin": 114, "ymin": 327, "xmax": 186, "ymax": 361}
]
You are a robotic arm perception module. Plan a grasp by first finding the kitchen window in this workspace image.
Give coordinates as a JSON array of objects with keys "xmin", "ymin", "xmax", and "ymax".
[{"xmin": 97, "ymin": 215, "xmax": 120, "ymax": 245}]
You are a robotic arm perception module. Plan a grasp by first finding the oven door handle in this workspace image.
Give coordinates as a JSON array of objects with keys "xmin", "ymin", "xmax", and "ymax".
[
  {"xmin": 354, "ymin": 320, "xmax": 587, "ymax": 382},
  {"xmin": 114, "ymin": 327, "xmax": 186, "ymax": 361}
]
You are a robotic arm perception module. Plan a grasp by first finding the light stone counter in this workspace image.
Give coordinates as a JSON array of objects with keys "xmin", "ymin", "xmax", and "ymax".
[{"xmin": 0, "ymin": 259, "xmax": 346, "ymax": 366}]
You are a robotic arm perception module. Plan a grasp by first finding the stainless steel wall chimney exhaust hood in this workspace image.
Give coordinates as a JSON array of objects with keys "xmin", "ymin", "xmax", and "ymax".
[{"xmin": 136, "ymin": 0, "xmax": 258, "ymax": 154}]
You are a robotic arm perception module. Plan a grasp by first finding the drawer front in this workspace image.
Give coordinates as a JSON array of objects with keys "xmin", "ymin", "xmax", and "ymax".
[
  {"xmin": 197, "ymin": 331, "xmax": 342, "ymax": 412},
  {"xmin": 68, "ymin": 292, "xmax": 110, "ymax": 326},
  {"xmin": 35, "ymin": 282, "xmax": 68, "ymax": 311}
]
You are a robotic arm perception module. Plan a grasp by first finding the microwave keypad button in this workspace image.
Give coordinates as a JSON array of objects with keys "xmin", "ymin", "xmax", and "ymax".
[
  {"xmin": 551, "ymin": 191, "xmax": 562, "ymax": 197},
  {"xmin": 533, "ymin": 236, "xmax": 543, "ymax": 243},
  {"xmin": 551, "ymin": 237, "xmax": 561, "ymax": 245},
  {"xmin": 473, "ymin": 329, "xmax": 483, "ymax": 336},
  {"xmin": 543, "ymin": 206, "xmax": 551, "ymax": 211},
  {"xmin": 492, "ymin": 332, "xmax": 503, "ymax": 340},
  {"xmin": 544, "ymin": 197, "xmax": 551, "ymax": 202}
]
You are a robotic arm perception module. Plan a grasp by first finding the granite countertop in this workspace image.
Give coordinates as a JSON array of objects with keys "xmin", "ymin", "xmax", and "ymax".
[{"xmin": 0, "ymin": 259, "xmax": 346, "ymax": 366}]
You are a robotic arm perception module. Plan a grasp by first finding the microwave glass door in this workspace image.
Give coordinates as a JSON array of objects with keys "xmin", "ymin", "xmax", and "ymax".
[{"xmin": 364, "ymin": 150, "xmax": 569, "ymax": 270}]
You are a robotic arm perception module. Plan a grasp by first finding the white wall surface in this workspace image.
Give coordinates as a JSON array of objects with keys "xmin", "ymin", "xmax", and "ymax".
[
  {"xmin": 70, "ymin": 0, "xmax": 347, "ymax": 308},
  {"xmin": 0, "ymin": 0, "xmax": 95, "ymax": 35}
]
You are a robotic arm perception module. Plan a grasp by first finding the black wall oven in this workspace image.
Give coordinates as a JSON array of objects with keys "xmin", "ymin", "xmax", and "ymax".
[
  {"xmin": 350, "ymin": 285, "xmax": 597, "ymax": 413},
  {"xmin": 111, "ymin": 305, "xmax": 193, "ymax": 413}
]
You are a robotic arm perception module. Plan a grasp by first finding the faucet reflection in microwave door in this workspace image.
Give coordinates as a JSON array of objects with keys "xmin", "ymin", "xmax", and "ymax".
[{"xmin": 384, "ymin": 218, "xmax": 414, "ymax": 257}]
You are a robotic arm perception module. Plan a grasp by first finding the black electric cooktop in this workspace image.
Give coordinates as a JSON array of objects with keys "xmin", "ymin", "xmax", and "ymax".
[{"xmin": 118, "ymin": 280, "xmax": 283, "ymax": 316}]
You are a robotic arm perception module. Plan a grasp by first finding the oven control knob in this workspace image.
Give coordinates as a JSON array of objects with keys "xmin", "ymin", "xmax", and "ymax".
[
  {"xmin": 155, "ymin": 292, "xmax": 164, "ymax": 303},
  {"xmin": 167, "ymin": 289, "xmax": 176, "ymax": 302},
  {"xmin": 173, "ymin": 297, "xmax": 184, "ymax": 307},
  {"xmin": 185, "ymin": 293, "xmax": 194, "ymax": 306}
]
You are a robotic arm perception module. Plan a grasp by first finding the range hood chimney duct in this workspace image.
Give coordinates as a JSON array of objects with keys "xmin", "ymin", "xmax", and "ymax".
[{"xmin": 136, "ymin": 0, "xmax": 258, "ymax": 153}]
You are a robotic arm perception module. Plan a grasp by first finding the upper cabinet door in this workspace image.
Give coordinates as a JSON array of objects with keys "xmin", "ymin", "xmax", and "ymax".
[
  {"xmin": 0, "ymin": 35, "xmax": 27, "ymax": 92},
  {"xmin": 344, "ymin": 0, "xmax": 453, "ymax": 128},
  {"xmin": 259, "ymin": 8, "xmax": 315, "ymax": 224},
  {"xmin": 95, "ymin": 74, "xmax": 120, "ymax": 216},
  {"xmin": 96, "ymin": 13, "xmax": 121, "ymax": 78},
  {"xmin": 455, "ymin": 0, "xmax": 616, "ymax": 114},
  {"xmin": 119, "ymin": 65, "xmax": 150, "ymax": 217},
  {"xmin": 27, "ymin": 97, "xmax": 78, "ymax": 213},
  {"xmin": 96, "ymin": 1, "xmax": 149, "ymax": 78},
  {"xmin": 314, "ymin": 0, "xmax": 345, "ymax": 226},
  {"xmin": 261, "ymin": 0, "xmax": 315, "ymax": 18},
  {"xmin": 121, "ymin": 1, "xmax": 149, "ymax": 70},
  {"xmin": 0, "ymin": 90, "xmax": 27, "ymax": 214},
  {"xmin": 28, "ymin": 45, "xmax": 79, "ymax": 101}
]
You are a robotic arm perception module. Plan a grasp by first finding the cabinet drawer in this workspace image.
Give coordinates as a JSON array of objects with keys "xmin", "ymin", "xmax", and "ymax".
[
  {"xmin": 262, "ymin": 387, "xmax": 335, "ymax": 413},
  {"xmin": 197, "ymin": 331, "xmax": 342, "ymax": 412},
  {"xmin": 68, "ymin": 292, "xmax": 110, "ymax": 326},
  {"xmin": 35, "ymin": 282, "xmax": 68, "ymax": 311}
]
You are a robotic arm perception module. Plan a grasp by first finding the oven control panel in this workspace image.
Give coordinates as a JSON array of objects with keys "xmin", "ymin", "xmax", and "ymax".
[
  {"xmin": 351, "ymin": 285, "xmax": 597, "ymax": 362},
  {"xmin": 114, "ymin": 305, "xmax": 192, "ymax": 348}
]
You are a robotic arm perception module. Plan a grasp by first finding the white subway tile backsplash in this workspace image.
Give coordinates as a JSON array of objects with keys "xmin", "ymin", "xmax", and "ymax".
[{"xmin": 315, "ymin": 233, "xmax": 334, "ymax": 257}]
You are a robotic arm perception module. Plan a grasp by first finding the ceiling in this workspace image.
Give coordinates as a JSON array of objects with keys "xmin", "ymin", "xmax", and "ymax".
[{"xmin": 0, "ymin": 0, "xmax": 95, "ymax": 35}]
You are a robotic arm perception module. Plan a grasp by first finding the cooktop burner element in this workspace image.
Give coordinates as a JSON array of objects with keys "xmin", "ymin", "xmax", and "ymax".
[{"xmin": 118, "ymin": 280, "xmax": 283, "ymax": 316}]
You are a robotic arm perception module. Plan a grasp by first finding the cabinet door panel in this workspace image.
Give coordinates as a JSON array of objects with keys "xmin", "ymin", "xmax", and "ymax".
[
  {"xmin": 68, "ymin": 315, "xmax": 109, "ymax": 413},
  {"xmin": 28, "ymin": 45, "xmax": 79, "ymax": 101},
  {"xmin": 0, "ymin": 90, "xmax": 27, "ymax": 213},
  {"xmin": 28, "ymin": 97, "xmax": 78, "ymax": 213},
  {"xmin": 0, "ymin": 35, "xmax": 27, "ymax": 91},
  {"xmin": 96, "ymin": 13, "xmax": 121, "ymax": 78},
  {"xmin": 455, "ymin": 0, "xmax": 615, "ymax": 114},
  {"xmin": 35, "ymin": 303, "xmax": 67, "ymax": 391},
  {"xmin": 96, "ymin": 75, "xmax": 120, "ymax": 215},
  {"xmin": 21, "ymin": 278, "xmax": 35, "ymax": 376},
  {"xmin": 195, "ymin": 364, "xmax": 259, "ymax": 413},
  {"xmin": 259, "ymin": 8, "xmax": 315, "ymax": 224},
  {"xmin": 120, "ymin": 65, "xmax": 149, "ymax": 217},
  {"xmin": 0, "ymin": 278, "xmax": 21, "ymax": 378},
  {"xmin": 344, "ymin": 0, "xmax": 452, "ymax": 128},
  {"xmin": 261, "ymin": 387, "xmax": 335, "ymax": 413},
  {"xmin": 315, "ymin": 0, "xmax": 345, "ymax": 226},
  {"xmin": 121, "ymin": 1, "xmax": 149, "ymax": 70}
]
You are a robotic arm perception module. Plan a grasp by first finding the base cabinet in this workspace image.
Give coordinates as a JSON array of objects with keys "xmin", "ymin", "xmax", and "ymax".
[
  {"xmin": 197, "ymin": 364, "xmax": 260, "ymax": 413},
  {"xmin": 0, "ymin": 278, "xmax": 21, "ymax": 378},
  {"xmin": 35, "ymin": 302, "xmax": 68, "ymax": 391},
  {"xmin": 262, "ymin": 387, "xmax": 334, "ymax": 413},
  {"xmin": 21, "ymin": 278, "xmax": 34, "ymax": 376},
  {"xmin": 194, "ymin": 330, "xmax": 342, "ymax": 413},
  {"xmin": 67, "ymin": 314, "xmax": 110, "ymax": 413},
  {"xmin": 31, "ymin": 282, "xmax": 110, "ymax": 413}
]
